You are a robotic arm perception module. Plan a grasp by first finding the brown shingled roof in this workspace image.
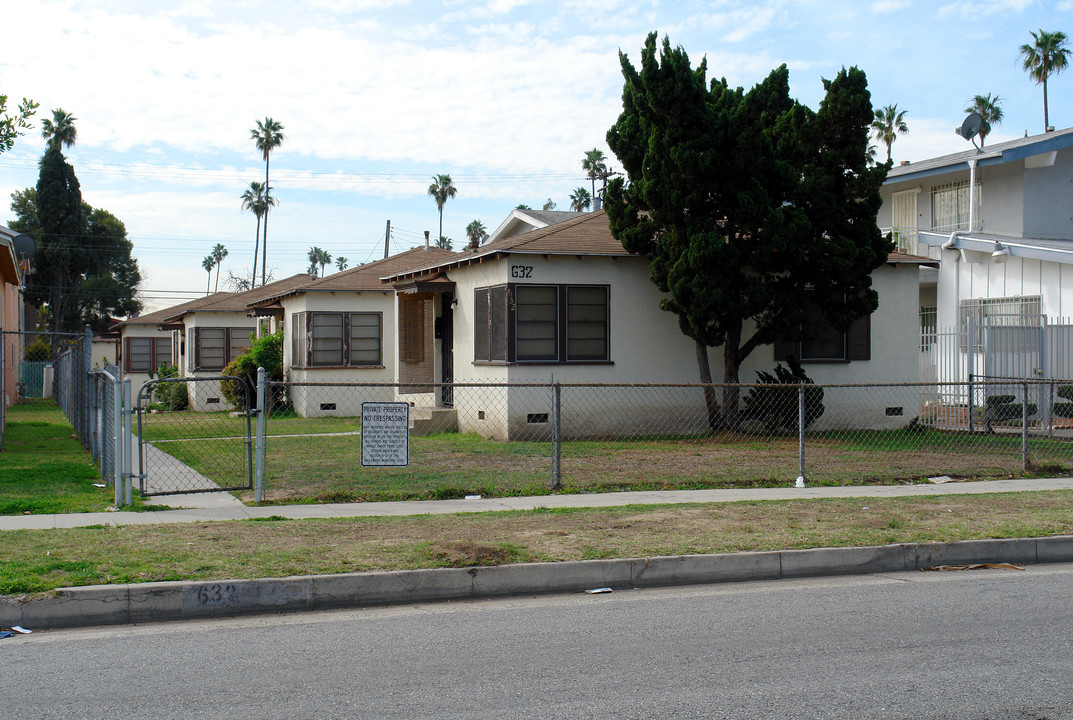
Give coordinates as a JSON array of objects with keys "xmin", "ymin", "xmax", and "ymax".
[
  {"xmin": 112, "ymin": 292, "xmax": 233, "ymax": 329},
  {"xmin": 160, "ymin": 273, "xmax": 311, "ymax": 322},
  {"xmin": 385, "ymin": 211, "xmax": 630, "ymax": 282},
  {"xmin": 247, "ymin": 246, "xmax": 458, "ymax": 307}
]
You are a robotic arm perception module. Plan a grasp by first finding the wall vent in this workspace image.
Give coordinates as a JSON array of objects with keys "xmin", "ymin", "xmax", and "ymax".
[
  {"xmin": 527, "ymin": 413, "xmax": 549, "ymax": 424},
  {"xmin": 320, "ymin": 403, "xmax": 337, "ymax": 411}
]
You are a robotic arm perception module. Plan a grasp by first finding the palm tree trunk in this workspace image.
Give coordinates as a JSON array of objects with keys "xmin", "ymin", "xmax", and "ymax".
[
  {"xmin": 252, "ymin": 216, "xmax": 261, "ymax": 288},
  {"xmin": 438, "ymin": 208, "xmax": 443, "ymax": 246},
  {"xmin": 261, "ymin": 156, "xmax": 270, "ymax": 286},
  {"xmin": 1043, "ymin": 76, "xmax": 1050, "ymax": 131},
  {"xmin": 214, "ymin": 265, "xmax": 220, "ymax": 292}
]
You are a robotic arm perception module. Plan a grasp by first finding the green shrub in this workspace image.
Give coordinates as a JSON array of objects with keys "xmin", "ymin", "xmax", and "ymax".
[
  {"xmin": 741, "ymin": 358, "xmax": 824, "ymax": 433},
  {"xmin": 1058, "ymin": 385, "xmax": 1073, "ymax": 402},
  {"xmin": 989, "ymin": 402, "xmax": 1037, "ymax": 422},
  {"xmin": 148, "ymin": 363, "xmax": 188, "ymax": 410},
  {"xmin": 23, "ymin": 337, "xmax": 50, "ymax": 361},
  {"xmin": 1053, "ymin": 402, "xmax": 1073, "ymax": 418},
  {"xmin": 221, "ymin": 329, "xmax": 283, "ymax": 411}
]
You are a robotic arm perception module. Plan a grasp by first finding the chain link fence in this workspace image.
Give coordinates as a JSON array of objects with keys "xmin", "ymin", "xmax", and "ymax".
[
  {"xmin": 1, "ymin": 329, "xmax": 92, "ymax": 451},
  {"xmin": 229, "ymin": 377, "xmax": 1073, "ymax": 504}
]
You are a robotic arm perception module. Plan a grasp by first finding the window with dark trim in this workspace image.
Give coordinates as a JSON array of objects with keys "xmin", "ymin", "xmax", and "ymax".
[
  {"xmin": 291, "ymin": 311, "xmax": 382, "ymax": 367},
  {"xmin": 474, "ymin": 283, "xmax": 610, "ymax": 363},
  {"xmin": 125, "ymin": 336, "xmax": 171, "ymax": 373},
  {"xmin": 774, "ymin": 311, "xmax": 870, "ymax": 363},
  {"xmin": 192, "ymin": 327, "xmax": 251, "ymax": 371}
]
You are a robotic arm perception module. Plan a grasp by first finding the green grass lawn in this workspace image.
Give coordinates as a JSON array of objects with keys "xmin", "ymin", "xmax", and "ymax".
[
  {"xmin": 0, "ymin": 403, "xmax": 125, "ymax": 514},
  {"xmin": 4, "ymin": 491, "xmax": 1073, "ymax": 594}
]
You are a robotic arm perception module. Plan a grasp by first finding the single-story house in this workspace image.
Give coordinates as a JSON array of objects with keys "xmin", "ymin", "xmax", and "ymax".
[
  {"xmin": 380, "ymin": 211, "xmax": 929, "ymax": 439},
  {"xmin": 246, "ymin": 247, "xmax": 457, "ymax": 418},
  {"xmin": 486, "ymin": 209, "xmax": 586, "ymax": 244},
  {"xmin": 159, "ymin": 274, "xmax": 310, "ymax": 410}
]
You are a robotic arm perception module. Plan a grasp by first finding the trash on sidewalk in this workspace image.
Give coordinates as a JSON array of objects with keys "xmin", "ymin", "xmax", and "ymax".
[
  {"xmin": 0, "ymin": 632, "xmax": 14, "ymax": 640},
  {"xmin": 585, "ymin": 587, "xmax": 613, "ymax": 594},
  {"xmin": 10, "ymin": 626, "xmax": 32, "ymax": 634},
  {"xmin": 464, "ymin": 495, "xmax": 482, "ymax": 500},
  {"xmin": 922, "ymin": 563, "xmax": 1025, "ymax": 572},
  {"xmin": 794, "ymin": 476, "xmax": 805, "ymax": 488},
  {"xmin": 928, "ymin": 475, "xmax": 954, "ymax": 484},
  {"xmin": 92, "ymin": 483, "xmax": 107, "ymax": 488}
]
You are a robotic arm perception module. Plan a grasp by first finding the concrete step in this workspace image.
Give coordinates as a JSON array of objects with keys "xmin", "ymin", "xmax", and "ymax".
[{"xmin": 410, "ymin": 407, "xmax": 458, "ymax": 436}]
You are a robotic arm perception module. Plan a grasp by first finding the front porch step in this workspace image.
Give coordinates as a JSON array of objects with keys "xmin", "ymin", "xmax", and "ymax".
[{"xmin": 409, "ymin": 406, "xmax": 457, "ymax": 436}]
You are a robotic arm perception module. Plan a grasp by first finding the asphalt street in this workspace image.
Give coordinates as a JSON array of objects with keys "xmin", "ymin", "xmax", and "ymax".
[{"xmin": 5, "ymin": 563, "xmax": 1073, "ymax": 719}]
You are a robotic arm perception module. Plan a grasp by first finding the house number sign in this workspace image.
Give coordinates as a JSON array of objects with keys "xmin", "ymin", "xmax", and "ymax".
[
  {"xmin": 361, "ymin": 402, "xmax": 410, "ymax": 467},
  {"xmin": 511, "ymin": 265, "xmax": 534, "ymax": 278}
]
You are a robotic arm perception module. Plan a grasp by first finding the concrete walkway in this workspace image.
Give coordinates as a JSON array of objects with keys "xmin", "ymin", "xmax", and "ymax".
[{"xmin": 4, "ymin": 476, "xmax": 1073, "ymax": 531}]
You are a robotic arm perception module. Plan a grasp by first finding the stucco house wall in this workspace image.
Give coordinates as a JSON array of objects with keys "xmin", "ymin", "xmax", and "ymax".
[
  {"xmin": 282, "ymin": 290, "xmax": 398, "ymax": 417},
  {"xmin": 445, "ymin": 253, "xmax": 921, "ymax": 439}
]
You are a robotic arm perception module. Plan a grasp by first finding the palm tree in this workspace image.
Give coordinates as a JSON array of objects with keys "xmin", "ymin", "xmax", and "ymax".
[
  {"xmin": 210, "ymin": 243, "xmax": 228, "ymax": 292},
  {"xmin": 581, "ymin": 148, "xmax": 607, "ymax": 201},
  {"xmin": 251, "ymin": 117, "xmax": 285, "ymax": 286},
  {"xmin": 465, "ymin": 219, "xmax": 487, "ymax": 249},
  {"xmin": 307, "ymin": 246, "xmax": 331, "ymax": 277},
  {"xmin": 41, "ymin": 108, "xmax": 77, "ymax": 151},
  {"xmin": 240, "ymin": 182, "xmax": 276, "ymax": 287},
  {"xmin": 964, "ymin": 94, "xmax": 1004, "ymax": 147},
  {"xmin": 436, "ymin": 236, "xmax": 453, "ymax": 251},
  {"xmin": 515, "ymin": 204, "xmax": 532, "ymax": 210},
  {"xmin": 202, "ymin": 256, "xmax": 215, "ymax": 295},
  {"xmin": 871, "ymin": 104, "xmax": 909, "ymax": 163},
  {"xmin": 1019, "ymin": 30, "xmax": 1071, "ymax": 132},
  {"xmin": 335, "ymin": 256, "xmax": 349, "ymax": 272},
  {"xmin": 569, "ymin": 187, "xmax": 592, "ymax": 212},
  {"xmin": 427, "ymin": 174, "xmax": 457, "ymax": 245},
  {"xmin": 543, "ymin": 198, "xmax": 557, "ymax": 211}
]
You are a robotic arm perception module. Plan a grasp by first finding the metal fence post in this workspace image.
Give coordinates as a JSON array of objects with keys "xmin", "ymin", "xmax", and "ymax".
[
  {"xmin": 1022, "ymin": 380, "xmax": 1030, "ymax": 472},
  {"xmin": 255, "ymin": 367, "xmax": 266, "ymax": 503},
  {"xmin": 552, "ymin": 380, "xmax": 562, "ymax": 491},
  {"xmin": 112, "ymin": 375, "xmax": 123, "ymax": 507},
  {"xmin": 968, "ymin": 373, "xmax": 975, "ymax": 434},
  {"xmin": 123, "ymin": 378, "xmax": 133, "ymax": 507},
  {"xmin": 795, "ymin": 384, "xmax": 806, "ymax": 487},
  {"xmin": 83, "ymin": 325, "xmax": 92, "ymax": 447}
]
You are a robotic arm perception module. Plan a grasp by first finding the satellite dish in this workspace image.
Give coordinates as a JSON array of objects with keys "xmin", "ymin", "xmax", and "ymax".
[
  {"xmin": 957, "ymin": 113, "xmax": 983, "ymax": 150},
  {"xmin": 11, "ymin": 234, "xmax": 35, "ymax": 260}
]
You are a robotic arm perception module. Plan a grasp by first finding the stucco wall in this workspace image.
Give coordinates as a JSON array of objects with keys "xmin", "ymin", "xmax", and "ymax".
[
  {"xmin": 1024, "ymin": 147, "xmax": 1073, "ymax": 240},
  {"xmin": 446, "ymin": 254, "xmax": 920, "ymax": 439},
  {"xmin": 281, "ymin": 291, "xmax": 397, "ymax": 418}
]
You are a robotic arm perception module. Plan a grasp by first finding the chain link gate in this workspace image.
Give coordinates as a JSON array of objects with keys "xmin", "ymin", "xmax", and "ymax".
[{"xmin": 135, "ymin": 376, "xmax": 254, "ymax": 496}]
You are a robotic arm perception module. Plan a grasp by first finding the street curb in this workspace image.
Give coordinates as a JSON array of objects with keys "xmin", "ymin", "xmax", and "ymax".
[{"xmin": 4, "ymin": 535, "xmax": 1072, "ymax": 630}]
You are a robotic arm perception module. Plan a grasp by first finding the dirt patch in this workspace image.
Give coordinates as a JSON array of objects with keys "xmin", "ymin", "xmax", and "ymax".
[{"xmin": 428, "ymin": 541, "xmax": 512, "ymax": 567}]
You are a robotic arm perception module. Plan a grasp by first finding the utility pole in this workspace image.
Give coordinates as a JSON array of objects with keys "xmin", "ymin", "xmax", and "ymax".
[{"xmin": 384, "ymin": 220, "xmax": 391, "ymax": 259}]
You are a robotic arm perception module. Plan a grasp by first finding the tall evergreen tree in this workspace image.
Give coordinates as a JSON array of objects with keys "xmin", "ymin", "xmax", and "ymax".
[
  {"xmin": 605, "ymin": 33, "xmax": 890, "ymax": 429},
  {"xmin": 13, "ymin": 153, "xmax": 142, "ymax": 334}
]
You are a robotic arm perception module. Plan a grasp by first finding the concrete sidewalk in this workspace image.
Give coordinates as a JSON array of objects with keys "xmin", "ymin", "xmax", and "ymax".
[{"xmin": 4, "ymin": 476, "xmax": 1073, "ymax": 531}]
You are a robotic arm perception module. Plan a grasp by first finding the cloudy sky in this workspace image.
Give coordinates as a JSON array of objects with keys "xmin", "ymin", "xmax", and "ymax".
[{"xmin": 2, "ymin": 0, "xmax": 1072, "ymax": 311}]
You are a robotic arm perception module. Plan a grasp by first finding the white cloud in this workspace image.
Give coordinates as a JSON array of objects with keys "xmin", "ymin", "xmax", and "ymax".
[
  {"xmin": 939, "ymin": 0, "xmax": 1035, "ymax": 17},
  {"xmin": 871, "ymin": 0, "xmax": 909, "ymax": 13}
]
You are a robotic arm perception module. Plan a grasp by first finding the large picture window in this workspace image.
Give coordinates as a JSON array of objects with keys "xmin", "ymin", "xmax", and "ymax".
[
  {"xmin": 292, "ymin": 311, "xmax": 383, "ymax": 367},
  {"xmin": 192, "ymin": 328, "xmax": 251, "ymax": 371},
  {"xmin": 474, "ymin": 283, "xmax": 609, "ymax": 364},
  {"xmin": 125, "ymin": 336, "xmax": 172, "ymax": 373}
]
